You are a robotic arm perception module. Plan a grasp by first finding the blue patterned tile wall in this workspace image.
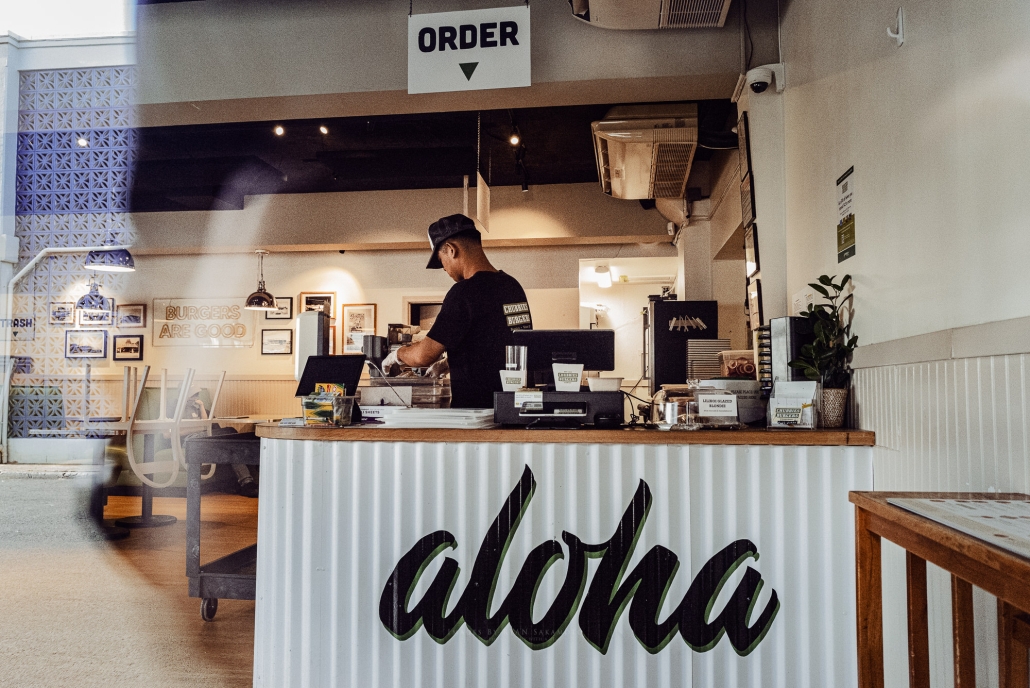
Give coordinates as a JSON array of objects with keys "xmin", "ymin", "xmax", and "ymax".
[{"xmin": 12, "ymin": 66, "xmax": 137, "ymax": 438}]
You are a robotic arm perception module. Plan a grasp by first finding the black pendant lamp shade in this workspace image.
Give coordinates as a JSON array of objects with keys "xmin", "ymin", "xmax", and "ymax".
[
  {"xmin": 85, "ymin": 247, "xmax": 135, "ymax": 272},
  {"xmin": 245, "ymin": 250, "xmax": 277, "ymax": 311},
  {"xmin": 76, "ymin": 276, "xmax": 113, "ymax": 314}
]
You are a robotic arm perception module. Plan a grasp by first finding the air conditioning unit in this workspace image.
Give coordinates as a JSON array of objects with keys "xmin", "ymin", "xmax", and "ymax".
[
  {"xmin": 570, "ymin": 0, "xmax": 733, "ymax": 30},
  {"xmin": 591, "ymin": 104, "xmax": 698, "ymax": 200}
]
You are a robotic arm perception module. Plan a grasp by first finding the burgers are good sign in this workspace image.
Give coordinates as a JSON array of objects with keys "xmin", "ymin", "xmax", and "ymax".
[{"xmin": 408, "ymin": 6, "xmax": 530, "ymax": 94}]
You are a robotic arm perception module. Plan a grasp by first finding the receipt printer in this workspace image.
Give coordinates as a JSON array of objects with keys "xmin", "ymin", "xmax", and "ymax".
[{"xmin": 493, "ymin": 390, "xmax": 624, "ymax": 428}]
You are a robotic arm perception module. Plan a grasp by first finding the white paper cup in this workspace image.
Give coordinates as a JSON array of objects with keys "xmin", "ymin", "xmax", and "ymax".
[
  {"xmin": 552, "ymin": 363, "xmax": 584, "ymax": 392},
  {"xmin": 499, "ymin": 369, "xmax": 527, "ymax": 392}
]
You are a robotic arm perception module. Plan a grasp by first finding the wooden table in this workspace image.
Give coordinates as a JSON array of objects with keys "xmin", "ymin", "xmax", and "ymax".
[{"xmin": 850, "ymin": 491, "xmax": 1030, "ymax": 688}]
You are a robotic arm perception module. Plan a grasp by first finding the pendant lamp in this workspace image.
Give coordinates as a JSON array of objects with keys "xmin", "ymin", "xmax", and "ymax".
[
  {"xmin": 244, "ymin": 250, "xmax": 277, "ymax": 311},
  {"xmin": 85, "ymin": 247, "xmax": 135, "ymax": 272},
  {"xmin": 76, "ymin": 275, "xmax": 114, "ymax": 314}
]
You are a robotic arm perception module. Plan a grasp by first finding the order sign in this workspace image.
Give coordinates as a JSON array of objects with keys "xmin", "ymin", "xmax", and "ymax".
[
  {"xmin": 153, "ymin": 298, "xmax": 254, "ymax": 348},
  {"xmin": 408, "ymin": 6, "xmax": 530, "ymax": 94}
]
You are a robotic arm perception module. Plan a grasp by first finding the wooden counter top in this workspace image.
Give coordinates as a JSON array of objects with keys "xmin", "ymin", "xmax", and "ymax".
[{"xmin": 256, "ymin": 424, "xmax": 875, "ymax": 447}]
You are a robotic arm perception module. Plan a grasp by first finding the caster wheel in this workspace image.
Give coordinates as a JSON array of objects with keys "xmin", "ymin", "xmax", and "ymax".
[{"xmin": 201, "ymin": 597, "xmax": 218, "ymax": 622}]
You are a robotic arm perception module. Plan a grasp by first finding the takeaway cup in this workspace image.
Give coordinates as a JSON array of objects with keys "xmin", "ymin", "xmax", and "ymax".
[
  {"xmin": 552, "ymin": 363, "xmax": 584, "ymax": 392},
  {"xmin": 499, "ymin": 369, "xmax": 527, "ymax": 392}
]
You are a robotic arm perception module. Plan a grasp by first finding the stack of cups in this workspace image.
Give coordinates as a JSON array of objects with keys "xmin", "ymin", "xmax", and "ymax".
[{"xmin": 500, "ymin": 345, "xmax": 528, "ymax": 391}]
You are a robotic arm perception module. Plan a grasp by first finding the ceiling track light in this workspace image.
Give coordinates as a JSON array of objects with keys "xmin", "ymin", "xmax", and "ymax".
[
  {"xmin": 319, "ymin": 125, "xmax": 329, "ymax": 135},
  {"xmin": 508, "ymin": 126, "xmax": 521, "ymax": 147},
  {"xmin": 245, "ymin": 250, "xmax": 278, "ymax": 311},
  {"xmin": 273, "ymin": 125, "xmax": 285, "ymax": 136}
]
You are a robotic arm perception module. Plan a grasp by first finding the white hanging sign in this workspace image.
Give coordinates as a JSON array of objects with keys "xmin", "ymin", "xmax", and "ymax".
[
  {"xmin": 408, "ymin": 6, "xmax": 531, "ymax": 95},
  {"xmin": 153, "ymin": 298, "xmax": 254, "ymax": 348}
]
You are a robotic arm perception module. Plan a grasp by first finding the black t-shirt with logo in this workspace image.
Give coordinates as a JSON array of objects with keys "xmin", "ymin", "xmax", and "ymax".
[{"xmin": 428, "ymin": 270, "xmax": 532, "ymax": 409}]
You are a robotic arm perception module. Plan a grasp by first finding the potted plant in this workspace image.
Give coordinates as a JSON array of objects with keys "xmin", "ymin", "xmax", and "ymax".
[{"xmin": 788, "ymin": 274, "xmax": 858, "ymax": 428}]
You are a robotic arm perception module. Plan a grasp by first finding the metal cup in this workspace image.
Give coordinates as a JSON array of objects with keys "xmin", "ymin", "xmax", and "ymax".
[{"xmin": 506, "ymin": 345, "xmax": 528, "ymax": 371}]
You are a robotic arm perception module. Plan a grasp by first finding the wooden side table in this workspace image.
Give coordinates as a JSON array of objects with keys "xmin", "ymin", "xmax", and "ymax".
[{"xmin": 850, "ymin": 491, "xmax": 1030, "ymax": 688}]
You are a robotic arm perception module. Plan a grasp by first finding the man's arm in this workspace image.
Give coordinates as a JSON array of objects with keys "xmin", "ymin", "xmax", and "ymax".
[{"xmin": 396, "ymin": 336, "xmax": 446, "ymax": 368}]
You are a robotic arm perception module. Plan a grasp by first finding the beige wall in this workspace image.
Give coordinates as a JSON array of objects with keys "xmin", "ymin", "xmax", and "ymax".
[
  {"xmin": 780, "ymin": 0, "xmax": 1030, "ymax": 346},
  {"xmin": 135, "ymin": 0, "xmax": 779, "ymax": 123},
  {"xmin": 131, "ymin": 183, "xmax": 673, "ymax": 253}
]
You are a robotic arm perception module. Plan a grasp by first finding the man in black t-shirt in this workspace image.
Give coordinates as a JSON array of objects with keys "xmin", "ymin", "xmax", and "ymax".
[{"xmin": 381, "ymin": 214, "xmax": 532, "ymax": 408}]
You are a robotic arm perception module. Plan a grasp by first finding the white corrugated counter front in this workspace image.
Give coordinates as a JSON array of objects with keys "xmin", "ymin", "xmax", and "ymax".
[{"xmin": 252, "ymin": 426, "xmax": 874, "ymax": 688}]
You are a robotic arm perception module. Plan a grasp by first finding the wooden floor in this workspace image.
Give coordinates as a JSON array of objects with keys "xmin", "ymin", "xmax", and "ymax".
[{"xmin": 104, "ymin": 493, "xmax": 258, "ymax": 686}]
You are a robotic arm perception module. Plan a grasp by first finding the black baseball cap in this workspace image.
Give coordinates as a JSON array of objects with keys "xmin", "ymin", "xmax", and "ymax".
[{"xmin": 426, "ymin": 214, "xmax": 479, "ymax": 269}]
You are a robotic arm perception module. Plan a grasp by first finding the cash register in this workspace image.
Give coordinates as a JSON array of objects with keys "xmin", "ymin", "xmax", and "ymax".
[{"xmin": 493, "ymin": 330, "xmax": 624, "ymax": 428}]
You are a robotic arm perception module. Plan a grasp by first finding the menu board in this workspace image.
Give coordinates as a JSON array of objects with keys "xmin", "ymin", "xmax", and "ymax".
[{"xmin": 152, "ymin": 298, "xmax": 254, "ymax": 348}]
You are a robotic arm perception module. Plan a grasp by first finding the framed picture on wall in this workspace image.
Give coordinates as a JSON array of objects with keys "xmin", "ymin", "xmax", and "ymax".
[
  {"xmin": 65, "ymin": 329, "xmax": 107, "ymax": 359},
  {"xmin": 747, "ymin": 278, "xmax": 764, "ymax": 331},
  {"xmin": 115, "ymin": 303, "xmax": 146, "ymax": 328},
  {"xmin": 744, "ymin": 224, "xmax": 760, "ymax": 279},
  {"xmin": 77, "ymin": 305, "xmax": 114, "ymax": 327},
  {"xmin": 737, "ymin": 111, "xmax": 752, "ymax": 181},
  {"xmin": 342, "ymin": 304, "xmax": 376, "ymax": 354},
  {"xmin": 740, "ymin": 172, "xmax": 756, "ymax": 229},
  {"xmin": 299, "ymin": 292, "xmax": 335, "ymax": 320},
  {"xmin": 266, "ymin": 296, "xmax": 293, "ymax": 320},
  {"xmin": 113, "ymin": 334, "xmax": 143, "ymax": 361},
  {"xmin": 49, "ymin": 302, "xmax": 75, "ymax": 326},
  {"xmin": 261, "ymin": 329, "xmax": 293, "ymax": 355},
  {"xmin": 329, "ymin": 325, "xmax": 337, "ymax": 355}
]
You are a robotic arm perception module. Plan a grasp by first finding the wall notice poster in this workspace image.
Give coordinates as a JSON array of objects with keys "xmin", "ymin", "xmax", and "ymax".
[
  {"xmin": 153, "ymin": 298, "xmax": 254, "ymax": 347},
  {"xmin": 836, "ymin": 166, "xmax": 856, "ymax": 262},
  {"xmin": 408, "ymin": 6, "xmax": 530, "ymax": 94}
]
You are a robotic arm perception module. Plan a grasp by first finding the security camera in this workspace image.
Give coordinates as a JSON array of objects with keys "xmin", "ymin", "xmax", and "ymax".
[{"xmin": 745, "ymin": 64, "xmax": 785, "ymax": 94}]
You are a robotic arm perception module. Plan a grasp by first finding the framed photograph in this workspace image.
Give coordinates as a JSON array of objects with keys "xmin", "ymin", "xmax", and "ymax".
[
  {"xmin": 113, "ymin": 334, "xmax": 143, "ymax": 361},
  {"xmin": 342, "ymin": 303, "xmax": 377, "ymax": 354},
  {"xmin": 300, "ymin": 292, "xmax": 335, "ymax": 320},
  {"xmin": 266, "ymin": 296, "xmax": 293, "ymax": 320},
  {"xmin": 740, "ymin": 172, "xmax": 756, "ymax": 229},
  {"xmin": 737, "ymin": 111, "xmax": 752, "ymax": 181},
  {"xmin": 747, "ymin": 278, "xmax": 764, "ymax": 331},
  {"xmin": 65, "ymin": 329, "xmax": 107, "ymax": 359},
  {"xmin": 115, "ymin": 303, "xmax": 146, "ymax": 329},
  {"xmin": 261, "ymin": 329, "xmax": 293, "ymax": 355},
  {"xmin": 77, "ymin": 305, "xmax": 114, "ymax": 327},
  {"xmin": 49, "ymin": 302, "xmax": 75, "ymax": 326},
  {"xmin": 744, "ymin": 224, "xmax": 760, "ymax": 279},
  {"xmin": 329, "ymin": 325, "xmax": 337, "ymax": 355}
]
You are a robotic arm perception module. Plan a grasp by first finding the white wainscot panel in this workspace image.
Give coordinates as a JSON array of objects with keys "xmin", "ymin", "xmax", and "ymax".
[{"xmin": 254, "ymin": 439, "xmax": 873, "ymax": 688}]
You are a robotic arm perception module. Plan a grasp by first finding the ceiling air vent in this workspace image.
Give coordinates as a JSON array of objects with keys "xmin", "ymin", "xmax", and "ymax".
[
  {"xmin": 570, "ymin": 0, "xmax": 732, "ymax": 30},
  {"xmin": 591, "ymin": 104, "xmax": 698, "ymax": 200}
]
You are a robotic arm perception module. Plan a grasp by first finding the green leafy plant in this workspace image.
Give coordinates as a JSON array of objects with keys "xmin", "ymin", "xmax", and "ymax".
[{"xmin": 788, "ymin": 275, "xmax": 858, "ymax": 389}]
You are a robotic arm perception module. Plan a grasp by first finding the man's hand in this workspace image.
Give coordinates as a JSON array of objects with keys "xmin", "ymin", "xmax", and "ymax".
[
  {"xmin": 379, "ymin": 349, "xmax": 401, "ymax": 375},
  {"xmin": 426, "ymin": 356, "xmax": 449, "ymax": 379}
]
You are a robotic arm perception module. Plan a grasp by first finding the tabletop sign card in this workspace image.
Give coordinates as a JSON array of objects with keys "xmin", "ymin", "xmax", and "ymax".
[
  {"xmin": 696, "ymin": 393, "xmax": 738, "ymax": 417},
  {"xmin": 153, "ymin": 298, "xmax": 254, "ymax": 348},
  {"xmin": 408, "ymin": 6, "xmax": 530, "ymax": 94}
]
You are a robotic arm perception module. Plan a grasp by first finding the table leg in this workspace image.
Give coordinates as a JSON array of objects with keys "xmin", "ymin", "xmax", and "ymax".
[
  {"xmin": 951, "ymin": 575, "xmax": 976, "ymax": 688},
  {"xmin": 906, "ymin": 552, "xmax": 930, "ymax": 688},
  {"xmin": 998, "ymin": 600, "xmax": 1030, "ymax": 688},
  {"xmin": 857, "ymin": 507, "xmax": 885, "ymax": 688},
  {"xmin": 115, "ymin": 433, "xmax": 177, "ymax": 528}
]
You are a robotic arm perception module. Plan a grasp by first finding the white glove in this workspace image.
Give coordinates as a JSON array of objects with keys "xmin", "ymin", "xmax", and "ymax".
[
  {"xmin": 426, "ymin": 356, "xmax": 449, "ymax": 379},
  {"xmin": 380, "ymin": 349, "xmax": 401, "ymax": 374}
]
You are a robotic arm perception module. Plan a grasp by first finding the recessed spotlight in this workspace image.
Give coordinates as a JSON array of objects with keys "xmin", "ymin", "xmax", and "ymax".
[
  {"xmin": 76, "ymin": 137, "xmax": 89, "ymax": 148},
  {"xmin": 319, "ymin": 125, "xmax": 329, "ymax": 135},
  {"xmin": 509, "ymin": 128, "xmax": 521, "ymax": 147},
  {"xmin": 273, "ymin": 125, "xmax": 285, "ymax": 136}
]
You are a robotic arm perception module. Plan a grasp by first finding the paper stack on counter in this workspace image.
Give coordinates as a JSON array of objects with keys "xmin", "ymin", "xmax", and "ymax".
[{"xmin": 377, "ymin": 408, "xmax": 497, "ymax": 429}]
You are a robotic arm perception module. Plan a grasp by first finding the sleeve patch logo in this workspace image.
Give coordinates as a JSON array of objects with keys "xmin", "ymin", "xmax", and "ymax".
[{"xmin": 504, "ymin": 302, "xmax": 532, "ymax": 329}]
